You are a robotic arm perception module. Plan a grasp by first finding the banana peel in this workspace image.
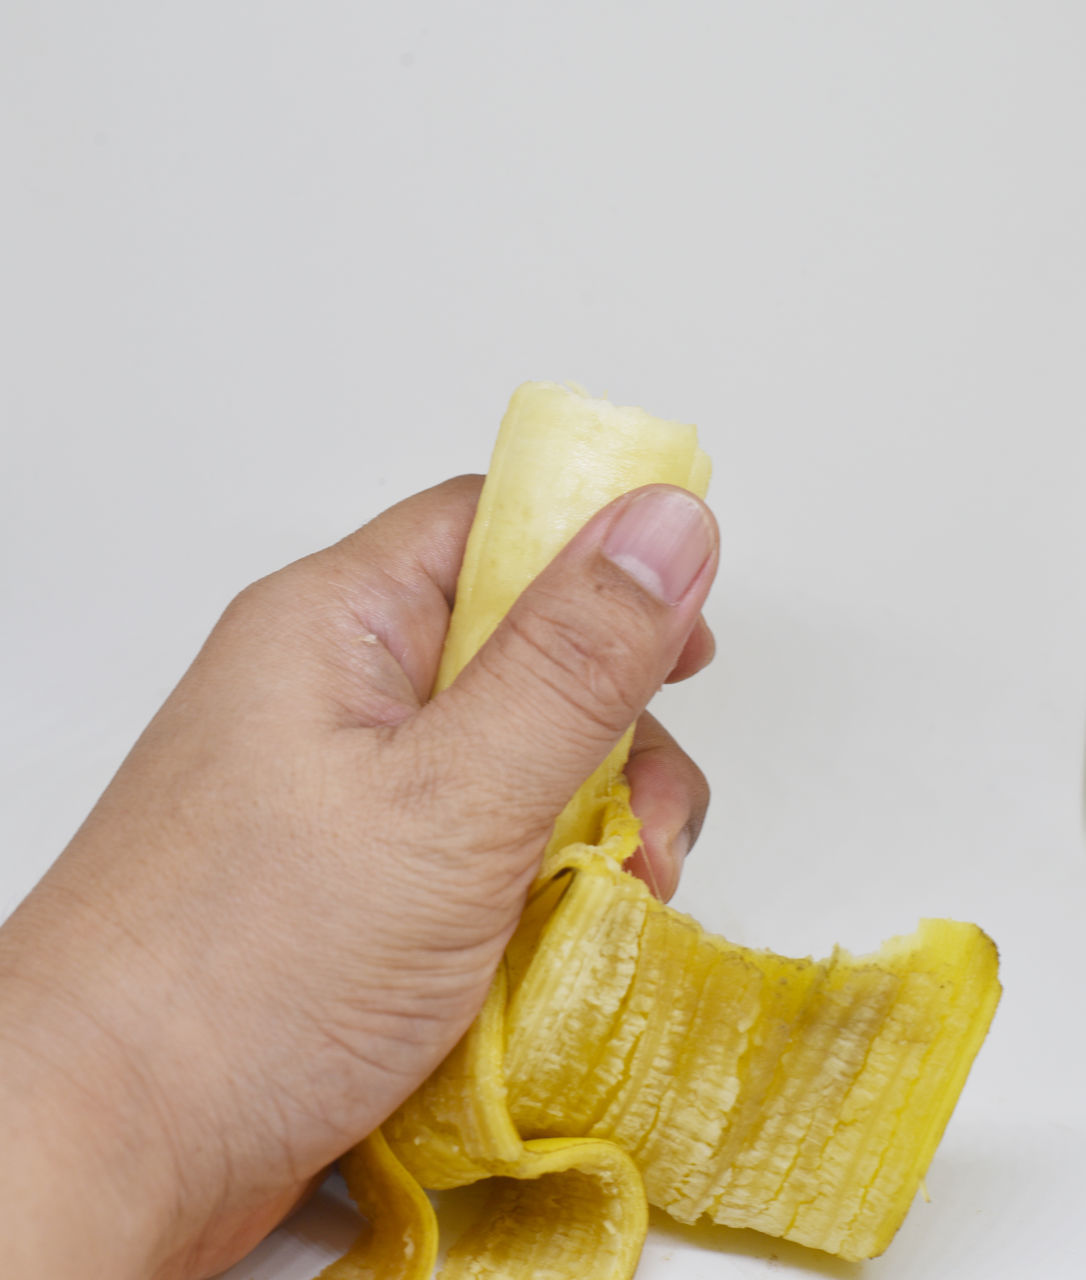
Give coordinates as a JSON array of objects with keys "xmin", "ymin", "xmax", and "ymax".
[{"xmin": 316, "ymin": 382, "xmax": 1000, "ymax": 1278}]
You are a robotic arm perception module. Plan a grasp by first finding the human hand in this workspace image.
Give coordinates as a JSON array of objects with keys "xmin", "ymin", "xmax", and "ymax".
[{"xmin": 0, "ymin": 475, "xmax": 718, "ymax": 1279}]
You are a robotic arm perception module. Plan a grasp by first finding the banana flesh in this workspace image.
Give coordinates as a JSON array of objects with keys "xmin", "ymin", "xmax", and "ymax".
[{"xmin": 314, "ymin": 383, "xmax": 1000, "ymax": 1278}]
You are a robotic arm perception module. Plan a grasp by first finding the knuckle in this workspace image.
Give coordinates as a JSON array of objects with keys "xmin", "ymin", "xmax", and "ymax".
[
  {"xmin": 689, "ymin": 769, "xmax": 711, "ymax": 832},
  {"xmin": 498, "ymin": 581, "xmax": 655, "ymax": 737},
  {"xmin": 684, "ymin": 764, "xmax": 711, "ymax": 847},
  {"xmin": 693, "ymin": 761, "xmax": 711, "ymax": 810},
  {"xmin": 671, "ymin": 739, "xmax": 710, "ymax": 814},
  {"xmin": 220, "ymin": 577, "xmax": 271, "ymax": 624},
  {"xmin": 218, "ymin": 570, "xmax": 296, "ymax": 631}
]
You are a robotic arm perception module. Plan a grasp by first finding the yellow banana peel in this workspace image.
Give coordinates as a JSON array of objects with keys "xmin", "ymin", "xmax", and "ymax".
[{"xmin": 316, "ymin": 382, "xmax": 1000, "ymax": 1278}]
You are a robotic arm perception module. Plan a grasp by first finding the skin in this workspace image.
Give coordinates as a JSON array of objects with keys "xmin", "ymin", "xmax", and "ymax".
[{"xmin": 0, "ymin": 475, "xmax": 719, "ymax": 1279}]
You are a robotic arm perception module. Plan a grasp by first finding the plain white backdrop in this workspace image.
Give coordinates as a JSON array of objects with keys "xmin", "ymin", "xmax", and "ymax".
[{"xmin": 3, "ymin": 4, "xmax": 1084, "ymax": 1277}]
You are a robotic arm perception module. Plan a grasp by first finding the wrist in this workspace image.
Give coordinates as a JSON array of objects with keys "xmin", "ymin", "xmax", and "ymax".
[
  {"xmin": 0, "ymin": 887, "xmax": 180, "ymax": 1279},
  {"xmin": 0, "ymin": 1041, "xmax": 155, "ymax": 1278}
]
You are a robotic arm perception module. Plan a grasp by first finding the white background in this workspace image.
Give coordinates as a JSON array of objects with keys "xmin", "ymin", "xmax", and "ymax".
[{"xmin": 3, "ymin": 3, "xmax": 1084, "ymax": 1277}]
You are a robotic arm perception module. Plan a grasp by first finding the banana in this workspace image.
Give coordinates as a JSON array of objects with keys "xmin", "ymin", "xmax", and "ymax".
[{"xmin": 315, "ymin": 383, "xmax": 1000, "ymax": 1278}]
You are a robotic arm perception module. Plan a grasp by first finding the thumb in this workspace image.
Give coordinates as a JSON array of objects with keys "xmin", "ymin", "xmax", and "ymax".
[{"xmin": 425, "ymin": 485, "xmax": 719, "ymax": 837}]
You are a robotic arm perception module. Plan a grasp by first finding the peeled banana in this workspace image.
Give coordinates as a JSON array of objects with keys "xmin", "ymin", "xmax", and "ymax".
[{"xmin": 316, "ymin": 382, "xmax": 1000, "ymax": 1279}]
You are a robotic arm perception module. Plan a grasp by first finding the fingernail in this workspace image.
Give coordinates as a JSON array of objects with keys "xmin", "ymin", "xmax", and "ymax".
[
  {"xmin": 602, "ymin": 488, "xmax": 715, "ymax": 606},
  {"xmin": 637, "ymin": 846, "xmax": 664, "ymax": 900},
  {"xmin": 654, "ymin": 857, "xmax": 676, "ymax": 902},
  {"xmin": 625, "ymin": 844, "xmax": 673, "ymax": 901},
  {"xmin": 671, "ymin": 826, "xmax": 691, "ymax": 866},
  {"xmin": 655, "ymin": 829, "xmax": 690, "ymax": 902}
]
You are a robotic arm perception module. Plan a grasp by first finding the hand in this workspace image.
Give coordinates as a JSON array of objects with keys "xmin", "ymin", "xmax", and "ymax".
[{"xmin": 0, "ymin": 475, "xmax": 719, "ymax": 1279}]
